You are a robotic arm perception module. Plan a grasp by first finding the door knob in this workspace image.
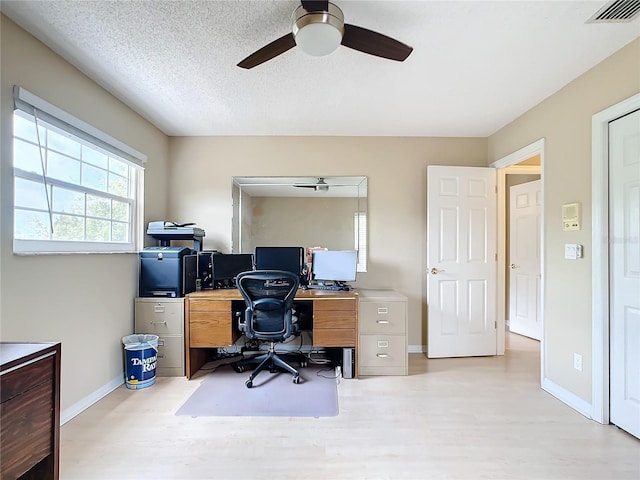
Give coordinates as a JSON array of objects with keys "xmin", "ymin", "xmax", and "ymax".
[
  {"xmin": 510, "ymin": 263, "xmax": 518, "ymax": 269},
  {"xmin": 430, "ymin": 267, "xmax": 445, "ymax": 275}
]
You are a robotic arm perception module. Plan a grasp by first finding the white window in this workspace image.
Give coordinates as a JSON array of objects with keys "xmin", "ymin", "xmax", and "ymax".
[
  {"xmin": 354, "ymin": 211, "xmax": 367, "ymax": 272},
  {"xmin": 12, "ymin": 86, "xmax": 146, "ymax": 254}
]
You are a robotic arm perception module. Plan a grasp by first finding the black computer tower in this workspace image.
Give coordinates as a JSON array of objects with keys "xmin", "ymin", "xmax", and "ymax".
[
  {"xmin": 139, "ymin": 246, "xmax": 192, "ymax": 297},
  {"xmin": 197, "ymin": 250, "xmax": 219, "ymax": 289}
]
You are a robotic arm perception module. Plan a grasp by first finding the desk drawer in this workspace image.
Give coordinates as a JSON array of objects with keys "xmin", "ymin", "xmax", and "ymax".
[
  {"xmin": 190, "ymin": 311, "xmax": 239, "ymax": 347},
  {"xmin": 314, "ymin": 311, "xmax": 357, "ymax": 329},
  {"xmin": 313, "ymin": 328, "xmax": 356, "ymax": 347},
  {"xmin": 314, "ymin": 299, "xmax": 357, "ymax": 313},
  {"xmin": 359, "ymin": 302, "xmax": 406, "ymax": 334},
  {"xmin": 359, "ymin": 334, "xmax": 407, "ymax": 368},
  {"xmin": 189, "ymin": 299, "xmax": 231, "ymax": 312},
  {"xmin": 156, "ymin": 335, "xmax": 184, "ymax": 370},
  {"xmin": 135, "ymin": 299, "xmax": 184, "ymax": 335}
]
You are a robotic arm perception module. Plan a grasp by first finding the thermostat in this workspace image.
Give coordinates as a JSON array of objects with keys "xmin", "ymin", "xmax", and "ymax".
[{"xmin": 562, "ymin": 202, "xmax": 581, "ymax": 231}]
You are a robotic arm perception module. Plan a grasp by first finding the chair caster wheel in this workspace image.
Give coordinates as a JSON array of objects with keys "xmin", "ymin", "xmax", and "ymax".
[
  {"xmin": 245, "ymin": 380, "xmax": 253, "ymax": 388},
  {"xmin": 292, "ymin": 375, "xmax": 300, "ymax": 384},
  {"xmin": 234, "ymin": 364, "xmax": 245, "ymax": 373}
]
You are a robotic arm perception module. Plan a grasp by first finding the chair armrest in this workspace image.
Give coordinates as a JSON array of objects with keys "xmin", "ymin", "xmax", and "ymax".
[{"xmin": 237, "ymin": 308, "xmax": 248, "ymax": 333}]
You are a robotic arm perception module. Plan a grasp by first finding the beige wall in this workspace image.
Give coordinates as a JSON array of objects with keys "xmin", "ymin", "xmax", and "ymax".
[
  {"xmin": 248, "ymin": 196, "xmax": 356, "ymax": 252},
  {"xmin": 168, "ymin": 136, "xmax": 488, "ymax": 347},
  {"xmin": 489, "ymin": 38, "xmax": 640, "ymax": 402},
  {"xmin": 0, "ymin": 16, "xmax": 170, "ymax": 414}
]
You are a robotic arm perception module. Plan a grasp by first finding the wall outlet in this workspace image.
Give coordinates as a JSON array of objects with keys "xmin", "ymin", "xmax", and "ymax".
[{"xmin": 573, "ymin": 353, "xmax": 583, "ymax": 372}]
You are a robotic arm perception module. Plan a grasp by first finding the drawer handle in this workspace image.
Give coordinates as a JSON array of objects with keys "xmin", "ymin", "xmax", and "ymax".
[
  {"xmin": 158, "ymin": 339, "xmax": 165, "ymax": 346},
  {"xmin": 377, "ymin": 307, "xmax": 388, "ymax": 314},
  {"xmin": 376, "ymin": 320, "xmax": 389, "ymax": 324},
  {"xmin": 154, "ymin": 306, "xmax": 166, "ymax": 313},
  {"xmin": 150, "ymin": 320, "xmax": 167, "ymax": 325},
  {"xmin": 376, "ymin": 353, "xmax": 389, "ymax": 358}
]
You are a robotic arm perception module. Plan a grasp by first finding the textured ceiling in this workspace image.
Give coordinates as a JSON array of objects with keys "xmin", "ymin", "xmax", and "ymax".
[{"xmin": 2, "ymin": 1, "xmax": 639, "ymax": 137}]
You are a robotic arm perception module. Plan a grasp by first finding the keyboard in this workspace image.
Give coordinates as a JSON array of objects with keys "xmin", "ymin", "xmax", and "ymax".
[{"xmin": 307, "ymin": 284, "xmax": 350, "ymax": 291}]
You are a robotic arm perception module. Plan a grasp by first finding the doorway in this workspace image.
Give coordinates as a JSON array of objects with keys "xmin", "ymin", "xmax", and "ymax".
[{"xmin": 491, "ymin": 139, "xmax": 544, "ymax": 380}]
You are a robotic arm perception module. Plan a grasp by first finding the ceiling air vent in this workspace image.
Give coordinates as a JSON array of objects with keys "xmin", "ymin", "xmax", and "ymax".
[{"xmin": 587, "ymin": 0, "xmax": 640, "ymax": 22}]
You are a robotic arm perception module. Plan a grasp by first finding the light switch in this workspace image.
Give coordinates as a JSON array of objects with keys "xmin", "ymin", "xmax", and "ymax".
[{"xmin": 565, "ymin": 244, "xmax": 583, "ymax": 259}]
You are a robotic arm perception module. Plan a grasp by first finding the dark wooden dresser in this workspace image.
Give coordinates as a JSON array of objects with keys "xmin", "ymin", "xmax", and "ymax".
[{"xmin": 0, "ymin": 342, "xmax": 61, "ymax": 480}]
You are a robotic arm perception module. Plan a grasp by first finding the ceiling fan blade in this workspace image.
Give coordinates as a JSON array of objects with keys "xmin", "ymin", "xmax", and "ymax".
[
  {"xmin": 237, "ymin": 33, "xmax": 296, "ymax": 69},
  {"xmin": 301, "ymin": 1, "xmax": 329, "ymax": 12},
  {"xmin": 341, "ymin": 24, "xmax": 413, "ymax": 62}
]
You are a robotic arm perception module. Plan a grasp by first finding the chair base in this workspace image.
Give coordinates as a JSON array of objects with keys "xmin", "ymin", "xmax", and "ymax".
[{"xmin": 233, "ymin": 344, "xmax": 306, "ymax": 388}]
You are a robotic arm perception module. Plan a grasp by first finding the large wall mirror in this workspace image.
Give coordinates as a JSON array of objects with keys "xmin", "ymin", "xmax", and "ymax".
[{"xmin": 232, "ymin": 176, "xmax": 368, "ymax": 271}]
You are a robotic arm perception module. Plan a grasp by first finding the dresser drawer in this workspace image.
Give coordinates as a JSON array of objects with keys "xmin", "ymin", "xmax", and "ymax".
[
  {"xmin": 0, "ymin": 376, "xmax": 53, "ymax": 479},
  {"xmin": 0, "ymin": 354, "xmax": 54, "ymax": 403},
  {"xmin": 359, "ymin": 334, "xmax": 407, "ymax": 367},
  {"xmin": 135, "ymin": 299, "xmax": 184, "ymax": 334},
  {"xmin": 359, "ymin": 301, "xmax": 406, "ymax": 334}
]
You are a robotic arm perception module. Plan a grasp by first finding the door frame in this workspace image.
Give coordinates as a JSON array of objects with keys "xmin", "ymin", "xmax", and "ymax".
[
  {"xmin": 491, "ymin": 139, "xmax": 544, "ymax": 371},
  {"xmin": 591, "ymin": 92, "xmax": 640, "ymax": 425}
]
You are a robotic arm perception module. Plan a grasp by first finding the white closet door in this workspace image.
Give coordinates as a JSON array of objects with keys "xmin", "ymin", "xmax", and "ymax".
[{"xmin": 609, "ymin": 108, "xmax": 640, "ymax": 439}]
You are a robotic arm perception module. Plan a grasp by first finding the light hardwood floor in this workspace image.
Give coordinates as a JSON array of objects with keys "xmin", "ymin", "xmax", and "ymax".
[{"xmin": 60, "ymin": 334, "xmax": 639, "ymax": 479}]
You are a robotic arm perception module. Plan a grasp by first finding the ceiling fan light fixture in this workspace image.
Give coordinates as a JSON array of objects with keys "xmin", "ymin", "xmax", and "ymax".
[{"xmin": 292, "ymin": 3, "xmax": 344, "ymax": 56}]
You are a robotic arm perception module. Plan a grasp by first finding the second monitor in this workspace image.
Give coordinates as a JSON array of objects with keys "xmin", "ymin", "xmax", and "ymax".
[
  {"xmin": 311, "ymin": 250, "xmax": 357, "ymax": 289},
  {"xmin": 254, "ymin": 246, "xmax": 306, "ymax": 285},
  {"xmin": 211, "ymin": 253, "xmax": 254, "ymax": 289}
]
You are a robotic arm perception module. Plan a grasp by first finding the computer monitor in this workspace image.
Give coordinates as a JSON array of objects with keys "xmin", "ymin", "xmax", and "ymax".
[
  {"xmin": 211, "ymin": 253, "xmax": 253, "ymax": 283},
  {"xmin": 254, "ymin": 246, "xmax": 304, "ymax": 277},
  {"xmin": 311, "ymin": 250, "xmax": 358, "ymax": 283}
]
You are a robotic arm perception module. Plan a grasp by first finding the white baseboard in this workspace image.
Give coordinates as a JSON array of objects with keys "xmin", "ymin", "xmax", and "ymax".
[
  {"xmin": 61, "ymin": 373, "xmax": 124, "ymax": 425},
  {"xmin": 408, "ymin": 344, "xmax": 426, "ymax": 354},
  {"xmin": 542, "ymin": 376, "xmax": 593, "ymax": 420}
]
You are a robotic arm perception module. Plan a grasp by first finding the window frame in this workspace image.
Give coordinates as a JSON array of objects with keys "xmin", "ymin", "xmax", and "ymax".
[
  {"xmin": 354, "ymin": 211, "xmax": 367, "ymax": 272},
  {"xmin": 12, "ymin": 86, "xmax": 146, "ymax": 255}
]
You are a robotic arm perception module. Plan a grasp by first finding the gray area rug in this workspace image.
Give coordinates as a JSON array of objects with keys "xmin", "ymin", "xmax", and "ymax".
[{"xmin": 175, "ymin": 364, "xmax": 339, "ymax": 417}]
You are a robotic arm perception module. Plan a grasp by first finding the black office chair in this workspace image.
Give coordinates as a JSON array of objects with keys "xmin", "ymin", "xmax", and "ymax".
[{"xmin": 233, "ymin": 270, "xmax": 306, "ymax": 388}]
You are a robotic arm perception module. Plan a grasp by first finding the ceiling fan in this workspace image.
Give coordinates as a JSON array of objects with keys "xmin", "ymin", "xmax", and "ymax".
[
  {"xmin": 237, "ymin": 0, "xmax": 413, "ymax": 69},
  {"xmin": 293, "ymin": 177, "xmax": 330, "ymax": 192}
]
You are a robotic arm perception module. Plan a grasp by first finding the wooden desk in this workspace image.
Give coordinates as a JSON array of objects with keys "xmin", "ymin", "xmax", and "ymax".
[
  {"xmin": 0, "ymin": 342, "xmax": 61, "ymax": 480},
  {"xmin": 185, "ymin": 289, "xmax": 359, "ymax": 378}
]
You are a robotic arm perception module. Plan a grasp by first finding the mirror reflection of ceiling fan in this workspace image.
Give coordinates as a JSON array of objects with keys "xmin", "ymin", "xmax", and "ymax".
[
  {"xmin": 293, "ymin": 177, "xmax": 330, "ymax": 192},
  {"xmin": 237, "ymin": 0, "xmax": 413, "ymax": 69}
]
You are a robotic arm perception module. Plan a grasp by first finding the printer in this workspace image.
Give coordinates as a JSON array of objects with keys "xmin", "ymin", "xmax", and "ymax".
[
  {"xmin": 146, "ymin": 221, "xmax": 205, "ymax": 251},
  {"xmin": 139, "ymin": 246, "xmax": 194, "ymax": 298}
]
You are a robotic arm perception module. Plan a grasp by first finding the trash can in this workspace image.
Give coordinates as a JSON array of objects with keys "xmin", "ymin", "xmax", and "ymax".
[{"xmin": 122, "ymin": 334, "xmax": 159, "ymax": 389}]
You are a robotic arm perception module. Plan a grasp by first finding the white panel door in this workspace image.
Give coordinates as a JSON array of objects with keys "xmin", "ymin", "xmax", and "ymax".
[
  {"xmin": 610, "ymin": 109, "xmax": 640, "ymax": 439},
  {"xmin": 508, "ymin": 180, "xmax": 541, "ymax": 340},
  {"xmin": 427, "ymin": 166, "xmax": 497, "ymax": 358}
]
